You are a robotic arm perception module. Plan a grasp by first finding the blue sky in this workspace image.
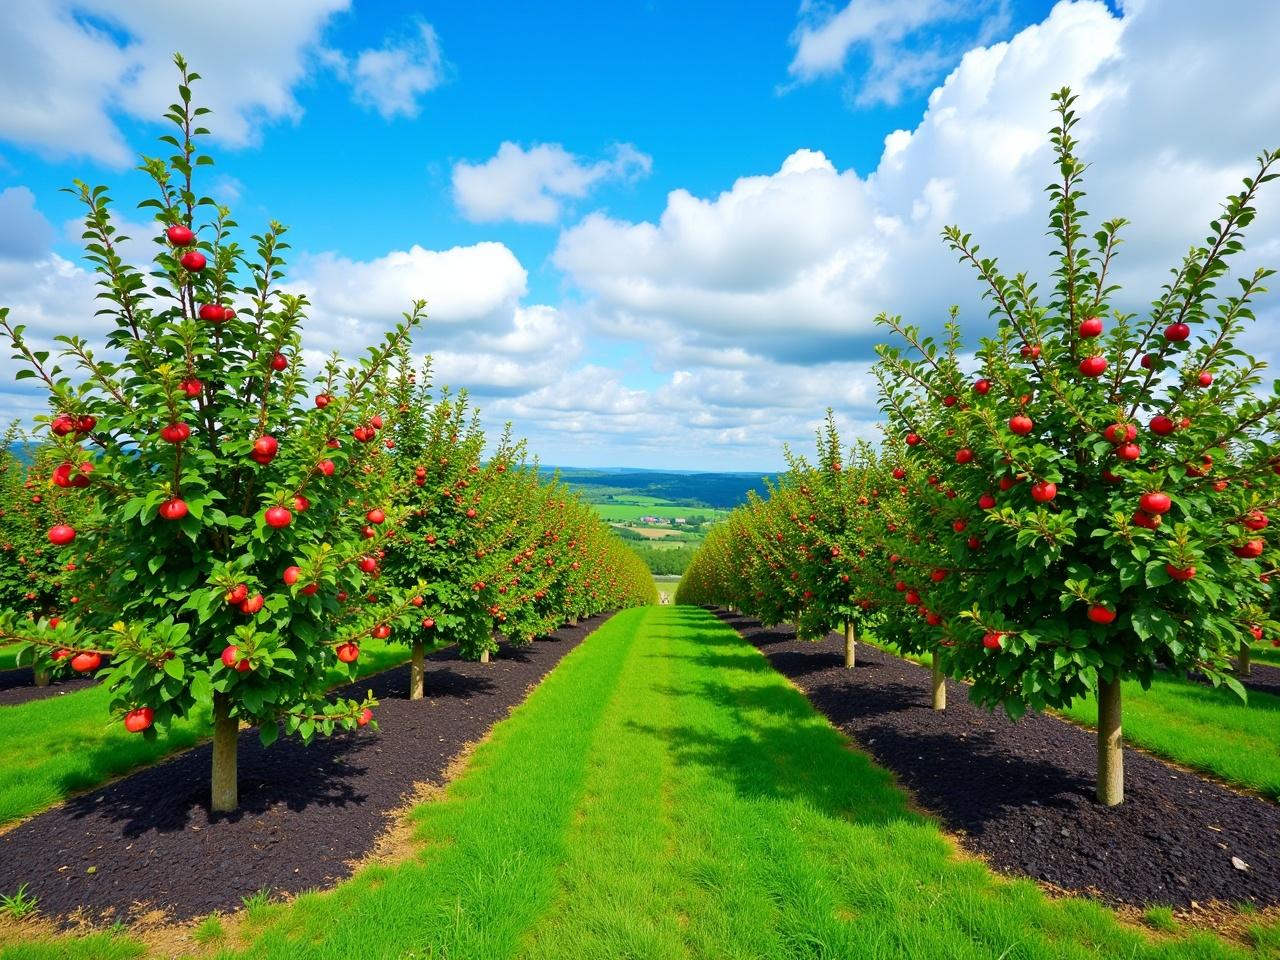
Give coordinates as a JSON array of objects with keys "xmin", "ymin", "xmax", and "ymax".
[{"xmin": 1, "ymin": 0, "xmax": 1275, "ymax": 469}]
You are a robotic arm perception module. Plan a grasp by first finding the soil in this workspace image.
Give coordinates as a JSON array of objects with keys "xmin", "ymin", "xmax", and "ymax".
[
  {"xmin": 718, "ymin": 610, "xmax": 1280, "ymax": 910},
  {"xmin": 0, "ymin": 614, "xmax": 611, "ymax": 925},
  {"xmin": 0, "ymin": 667, "xmax": 97, "ymax": 707}
]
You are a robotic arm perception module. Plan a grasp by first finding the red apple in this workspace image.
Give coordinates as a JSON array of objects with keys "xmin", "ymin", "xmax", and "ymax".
[
  {"xmin": 1030, "ymin": 481, "xmax": 1057, "ymax": 503},
  {"xmin": 1139, "ymin": 492, "xmax": 1171, "ymax": 515},
  {"xmin": 124, "ymin": 707, "xmax": 154, "ymax": 733},
  {"xmin": 264, "ymin": 505, "xmax": 292, "ymax": 528},
  {"xmin": 336, "ymin": 642, "xmax": 360, "ymax": 663},
  {"xmin": 283, "ymin": 565, "xmax": 302, "ymax": 586},
  {"xmin": 955, "ymin": 448, "xmax": 973, "ymax": 465},
  {"xmin": 239, "ymin": 593, "xmax": 264, "ymax": 615},
  {"xmin": 159, "ymin": 422, "xmax": 191, "ymax": 443},
  {"xmin": 198, "ymin": 303, "xmax": 227, "ymax": 322},
  {"xmin": 166, "ymin": 224, "xmax": 195, "ymax": 246},
  {"xmin": 179, "ymin": 377, "xmax": 202, "ymax": 397},
  {"xmin": 317, "ymin": 459, "xmax": 336, "ymax": 477},
  {"xmin": 71, "ymin": 651, "xmax": 101, "ymax": 672},
  {"xmin": 158, "ymin": 497, "xmax": 188, "ymax": 521},
  {"xmin": 1115, "ymin": 442, "xmax": 1141, "ymax": 462},
  {"xmin": 48, "ymin": 524, "xmax": 76, "ymax": 546},
  {"xmin": 50, "ymin": 413, "xmax": 77, "ymax": 436},
  {"xmin": 293, "ymin": 494, "xmax": 311, "ymax": 513},
  {"xmin": 1164, "ymin": 322, "xmax": 1190, "ymax": 342},
  {"xmin": 1149, "ymin": 415, "xmax": 1176, "ymax": 436},
  {"xmin": 1078, "ymin": 355, "xmax": 1107, "ymax": 377},
  {"xmin": 1132, "ymin": 510, "xmax": 1161, "ymax": 530},
  {"xmin": 422, "ymin": 617, "xmax": 435, "ymax": 629},
  {"xmin": 1087, "ymin": 605, "xmax": 1117, "ymax": 625},
  {"xmin": 1198, "ymin": 371, "xmax": 1213, "ymax": 387},
  {"xmin": 1165, "ymin": 564, "xmax": 1196, "ymax": 582},
  {"xmin": 269, "ymin": 353, "xmax": 288, "ymax": 371},
  {"xmin": 973, "ymin": 378, "xmax": 991, "ymax": 395},
  {"xmin": 315, "ymin": 394, "xmax": 332, "ymax": 408},
  {"xmin": 1078, "ymin": 316, "xmax": 1103, "ymax": 337},
  {"xmin": 1140, "ymin": 353, "xmax": 1154, "ymax": 369},
  {"xmin": 1243, "ymin": 511, "xmax": 1269, "ymax": 531},
  {"xmin": 358, "ymin": 556, "xmax": 378, "ymax": 574},
  {"xmin": 978, "ymin": 492, "xmax": 997, "ymax": 510},
  {"xmin": 225, "ymin": 582, "xmax": 249, "ymax": 605},
  {"xmin": 1009, "ymin": 414, "xmax": 1033, "ymax": 436},
  {"xmin": 1232, "ymin": 540, "xmax": 1265, "ymax": 559},
  {"xmin": 982, "ymin": 631, "xmax": 1002, "ymax": 650},
  {"xmin": 357, "ymin": 708, "xmax": 373, "ymax": 727},
  {"xmin": 366, "ymin": 508, "xmax": 386, "ymax": 525},
  {"xmin": 180, "ymin": 250, "xmax": 206, "ymax": 271},
  {"xmin": 251, "ymin": 434, "xmax": 278, "ymax": 464},
  {"xmin": 221, "ymin": 644, "xmax": 251, "ymax": 672},
  {"xmin": 906, "ymin": 433, "xmax": 921, "ymax": 446},
  {"xmin": 371, "ymin": 624, "xmax": 391, "ymax": 640}
]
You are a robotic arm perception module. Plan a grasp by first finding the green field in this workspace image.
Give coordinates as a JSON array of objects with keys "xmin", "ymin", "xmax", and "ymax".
[{"xmin": 7, "ymin": 606, "xmax": 1275, "ymax": 959}]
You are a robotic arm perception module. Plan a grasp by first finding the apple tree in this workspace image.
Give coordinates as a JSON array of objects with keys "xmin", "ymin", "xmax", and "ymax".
[
  {"xmin": 873, "ymin": 89, "xmax": 1280, "ymax": 805},
  {"xmin": 0, "ymin": 57, "xmax": 431, "ymax": 812}
]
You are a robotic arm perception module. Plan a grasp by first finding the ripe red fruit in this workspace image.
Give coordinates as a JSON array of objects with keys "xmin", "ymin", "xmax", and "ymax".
[
  {"xmin": 264, "ymin": 505, "xmax": 292, "ymax": 528},
  {"xmin": 336, "ymin": 642, "xmax": 360, "ymax": 663},
  {"xmin": 251, "ymin": 434, "xmax": 279, "ymax": 464},
  {"xmin": 221, "ymin": 306, "xmax": 236, "ymax": 322},
  {"xmin": 357, "ymin": 708, "xmax": 373, "ymax": 727},
  {"xmin": 1149, "ymin": 415, "xmax": 1176, "ymax": 436},
  {"xmin": 50, "ymin": 413, "xmax": 77, "ymax": 436},
  {"xmin": 358, "ymin": 556, "xmax": 378, "ymax": 574},
  {"xmin": 166, "ymin": 224, "xmax": 195, "ymax": 246},
  {"xmin": 198, "ymin": 303, "xmax": 227, "ymax": 322},
  {"xmin": 1165, "ymin": 564, "xmax": 1196, "ymax": 582},
  {"xmin": 955, "ymin": 448, "xmax": 973, "ymax": 465},
  {"xmin": 982, "ymin": 632, "xmax": 1002, "ymax": 650},
  {"xmin": 411, "ymin": 595, "xmax": 424, "ymax": 607},
  {"xmin": 1078, "ymin": 355, "xmax": 1107, "ymax": 377},
  {"xmin": 1198, "ymin": 371, "xmax": 1213, "ymax": 387},
  {"xmin": 1232, "ymin": 540, "xmax": 1265, "ymax": 559},
  {"xmin": 422, "ymin": 617, "xmax": 436, "ymax": 629},
  {"xmin": 270, "ymin": 353, "xmax": 288, "ymax": 371},
  {"xmin": 293, "ymin": 494, "xmax": 311, "ymax": 513},
  {"xmin": 1087, "ymin": 605, "xmax": 1117, "ymax": 625},
  {"xmin": 1009, "ymin": 414, "xmax": 1033, "ymax": 436},
  {"xmin": 1115, "ymin": 442, "xmax": 1141, "ymax": 462},
  {"xmin": 158, "ymin": 497, "xmax": 188, "ymax": 521},
  {"xmin": 952, "ymin": 519, "xmax": 968, "ymax": 532},
  {"xmin": 466, "ymin": 507, "xmax": 477, "ymax": 519},
  {"xmin": 967, "ymin": 535, "xmax": 981, "ymax": 549},
  {"xmin": 1164, "ymin": 322, "xmax": 1190, "ymax": 342},
  {"xmin": 71, "ymin": 651, "xmax": 102, "ymax": 672},
  {"xmin": 1103, "ymin": 423, "xmax": 1127, "ymax": 443},
  {"xmin": 1132, "ymin": 511, "xmax": 1161, "ymax": 530},
  {"xmin": 979, "ymin": 493, "xmax": 997, "ymax": 510},
  {"xmin": 366, "ymin": 508, "xmax": 386, "ymax": 525},
  {"xmin": 225, "ymin": 582, "xmax": 249, "ymax": 605},
  {"xmin": 78, "ymin": 415, "xmax": 96, "ymax": 434},
  {"xmin": 1243, "ymin": 511, "xmax": 1269, "ymax": 531},
  {"xmin": 892, "ymin": 467, "xmax": 906, "ymax": 480},
  {"xmin": 180, "ymin": 250, "xmax": 206, "ymax": 271},
  {"xmin": 48, "ymin": 524, "xmax": 76, "ymax": 546},
  {"xmin": 370, "ymin": 414, "xmax": 384, "ymax": 429},
  {"xmin": 317, "ymin": 459, "xmax": 336, "ymax": 477},
  {"xmin": 1030, "ymin": 482, "xmax": 1057, "ymax": 503},
  {"xmin": 905, "ymin": 590, "xmax": 921, "ymax": 605},
  {"xmin": 1140, "ymin": 353, "xmax": 1154, "ymax": 369},
  {"xmin": 221, "ymin": 645, "xmax": 251, "ymax": 672},
  {"xmin": 973, "ymin": 378, "xmax": 991, "ymax": 395},
  {"xmin": 930, "ymin": 568, "xmax": 948, "ymax": 583},
  {"xmin": 1020, "ymin": 343, "xmax": 1041, "ymax": 359},
  {"xmin": 315, "ymin": 394, "xmax": 332, "ymax": 408},
  {"xmin": 942, "ymin": 395, "xmax": 958, "ymax": 407},
  {"xmin": 239, "ymin": 593, "xmax": 265, "ymax": 615},
  {"xmin": 1078, "ymin": 316, "xmax": 1103, "ymax": 337},
  {"xmin": 124, "ymin": 707, "xmax": 154, "ymax": 733},
  {"xmin": 283, "ymin": 565, "xmax": 302, "ymax": 586},
  {"xmin": 906, "ymin": 433, "xmax": 921, "ymax": 446},
  {"xmin": 1139, "ymin": 492, "xmax": 1171, "ymax": 515},
  {"xmin": 998, "ymin": 476, "xmax": 1016, "ymax": 492},
  {"xmin": 371, "ymin": 624, "xmax": 391, "ymax": 640},
  {"xmin": 179, "ymin": 377, "xmax": 202, "ymax": 397},
  {"xmin": 160, "ymin": 422, "xmax": 191, "ymax": 443}
]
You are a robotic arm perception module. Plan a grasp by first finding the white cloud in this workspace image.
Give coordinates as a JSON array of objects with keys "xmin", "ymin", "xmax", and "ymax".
[
  {"xmin": 453, "ymin": 142, "xmax": 652, "ymax": 224},
  {"xmin": 0, "ymin": 0, "xmax": 349, "ymax": 166},
  {"xmin": 346, "ymin": 19, "xmax": 446, "ymax": 121},
  {"xmin": 0, "ymin": 188, "xmax": 54, "ymax": 260},
  {"xmin": 787, "ymin": 0, "xmax": 1012, "ymax": 107}
]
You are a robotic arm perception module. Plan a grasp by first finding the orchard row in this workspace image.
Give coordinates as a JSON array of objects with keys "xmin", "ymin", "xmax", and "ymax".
[
  {"xmin": 678, "ymin": 90, "xmax": 1280, "ymax": 806},
  {"xmin": 0, "ymin": 57, "xmax": 653, "ymax": 812}
]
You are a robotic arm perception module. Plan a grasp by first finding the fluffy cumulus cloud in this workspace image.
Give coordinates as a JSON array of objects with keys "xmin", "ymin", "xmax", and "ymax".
[
  {"xmin": 452, "ymin": 143, "xmax": 652, "ymax": 224},
  {"xmin": 345, "ymin": 19, "xmax": 447, "ymax": 121},
  {"xmin": 0, "ymin": 0, "xmax": 350, "ymax": 166},
  {"xmin": 787, "ymin": 0, "xmax": 1013, "ymax": 107}
]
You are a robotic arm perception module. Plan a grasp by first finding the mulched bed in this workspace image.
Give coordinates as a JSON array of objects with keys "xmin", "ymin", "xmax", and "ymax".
[
  {"xmin": 717, "ymin": 610, "xmax": 1280, "ymax": 910},
  {"xmin": 0, "ymin": 667, "xmax": 97, "ymax": 708},
  {"xmin": 0, "ymin": 614, "xmax": 612, "ymax": 925}
]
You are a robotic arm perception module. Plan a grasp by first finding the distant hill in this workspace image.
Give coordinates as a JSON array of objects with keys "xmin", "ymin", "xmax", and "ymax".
[{"xmin": 546, "ymin": 467, "xmax": 772, "ymax": 510}]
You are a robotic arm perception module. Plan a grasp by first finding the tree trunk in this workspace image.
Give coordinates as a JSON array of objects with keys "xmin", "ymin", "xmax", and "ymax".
[
  {"xmin": 409, "ymin": 639, "xmax": 425, "ymax": 701},
  {"xmin": 1238, "ymin": 640, "xmax": 1252, "ymax": 677},
  {"xmin": 843, "ymin": 620, "xmax": 856, "ymax": 669},
  {"xmin": 479, "ymin": 649, "xmax": 490, "ymax": 664},
  {"xmin": 1096, "ymin": 675, "xmax": 1123, "ymax": 806},
  {"xmin": 931, "ymin": 653, "xmax": 946, "ymax": 711},
  {"xmin": 33, "ymin": 668, "xmax": 50, "ymax": 688},
  {"xmin": 211, "ymin": 693, "xmax": 239, "ymax": 813}
]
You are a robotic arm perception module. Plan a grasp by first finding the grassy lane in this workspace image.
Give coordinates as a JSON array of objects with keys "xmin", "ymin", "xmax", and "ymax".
[
  {"xmin": 4, "ymin": 606, "xmax": 1279, "ymax": 959},
  {"xmin": 0, "ymin": 638, "xmax": 434, "ymax": 827},
  {"xmin": 863, "ymin": 634, "xmax": 1280, "ymax": 800}
]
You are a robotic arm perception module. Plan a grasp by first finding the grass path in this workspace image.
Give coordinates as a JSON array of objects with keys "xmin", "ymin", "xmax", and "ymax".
[
  {"xmin": 0, "ymin": 637, "xmax": 435, "ymax": 828},
  {"xmin": 4, "ymin": 606, "xmax": 1279, "ymax": 958}
]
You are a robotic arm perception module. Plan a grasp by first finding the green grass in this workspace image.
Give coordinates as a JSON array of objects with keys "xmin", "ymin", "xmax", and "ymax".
[
  {"xmin": 0, "ymin": 637, "xmax": 434, "ymax": 827},
  {"xmin": 8, "ymin": 606, "xmax": 1277, "ymax": 958},
  {"xmin": 0, "ymin": 644, "xmax": 21, "ymax": 672}
]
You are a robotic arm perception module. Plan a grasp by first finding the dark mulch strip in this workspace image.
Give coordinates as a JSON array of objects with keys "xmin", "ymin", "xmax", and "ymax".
[
  {"xmin": 717, "ymin": 610, "xmax": 1280, "ymax": 910},
  {"xmin": 0, "ymin": 614, "xmax": 612, "ymax": 926},
  {"xmin": 0, "ymin": 667, "xmax": 98, "ymax": 707}
]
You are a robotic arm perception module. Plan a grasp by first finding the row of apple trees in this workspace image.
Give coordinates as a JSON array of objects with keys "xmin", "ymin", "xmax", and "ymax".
[
  {"xmin": 0, "ymin": 57, "xmax": 654, "ymax": 813},
  {"xmin": 679, "ymin": 89, "xmax": 1280, "ymax": 806}
]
